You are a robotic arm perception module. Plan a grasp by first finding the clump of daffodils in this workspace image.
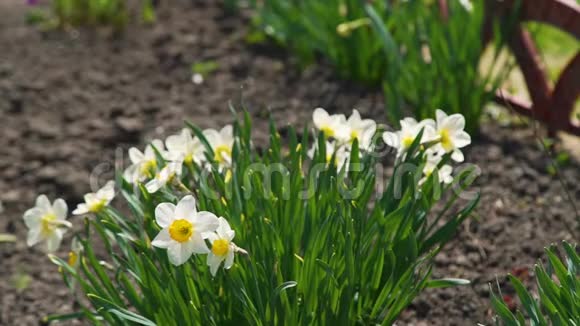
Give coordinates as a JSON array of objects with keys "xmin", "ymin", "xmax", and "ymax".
[
  {"xmin": 309, "ymin": 107, "xmax": 377, "ymax": 168},
  {"xmin": 311, "ymin": 108, "xmax": 470, "ymax": 184},
  {"xmin": 382, "ymin": 109, "xmax": 471, "ymax": 184},
  {"xmin": 151, "ymin": 195, "xmax": 245, "ymax": 273},
  {"xmin": 123, "ymin": 126, "xmax": 235, "ymax": 194},
  {"xmin": 23, "ymin": 108, "xmax": 478, "ymax": 325}
]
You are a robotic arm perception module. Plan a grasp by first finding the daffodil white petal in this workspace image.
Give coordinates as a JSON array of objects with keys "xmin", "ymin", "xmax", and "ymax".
[
  {"xmin": 84, "ymin": 193, "xmax": 98, "ymax": 205},
  {"xmin": 224, "ymin": 250, "xmax": 235, "ymax": 269},
  {"xmin": 53, "ymin": 199, "xmax": 68, "ymax": 219},
  {"xmin": 312, "ymin": 107, "xmax": 348, "ymax": 139},
  {"xmin": 416, "ymin": 120, "xmax": 437, "ymax": 142},
  {"xmin": 45, "ymin": 230, "xmax": 63, "ymax": 253},
  {"xmin": 400, "ymin": 117, "xmax": 418, "ymax": 130},
  {"xmin": 167, "ymin": 241, "xmax": 194, "ymax": 266},
  {"xmin": 144, "ymin": 146, "xmax": 155, "ymax": 159},
  {"xmin": 23, "ymin": 208, "xmax": 42, "ymax": 228},
  {"xmin": 175, "ymin": 195, "xmax": 197, "ymax": 220},
  {"xmin": 453, "ymin": 132, "xmax": 471, "ymax": 148},
  {"xmin": 441, "ymin": 114, "xmax": 465, "ymax": 131},
  {"xmin": 151, "ymin": 229, "xmax": 172, "ymax": 249},
  {"xmin": 358, "ymin": 121, "xmax": 376, "ymax": 133},
  {"xmin": 459, "ymin": 0, "xmax": 473, "ymax": 11},
  {"xmin": 123, "ymin": 164, "xmax": 139, "ymax": 182},
  {"xmin": 97, "ymin": 181, "xmax": 115, "ymax": 201},
  {"xmin": 128, "ymin": 148, "xmax": 145, "ymax": 164},
  {"xmin": 203, "ymin": 129, "xmax": 220, "ymax": 145},
  {"xmin": 59, "ymin": 220, "xmax": 73, "ymax": 228},
  {"xmin": 190, "ymin": 233, "xmax": 210, "ymax": 254},
  {"xmin": 435, "ymin": 109, "xmax": 447, "ymax": 125},
  {"xmin": 344, "ymin": 109, "xmax": 377, "ymax": 150},
  {"xmin": 216, "ymin": 217, "xmax": 235, "ymax": 241},
  {"xmin": 359, "ymin": 129, "xmax": 376, "ymax": 150},
  {"xmin": 145, "ymin": 179, "xmax": 162, "ymax": 193},
  {"xmin": 440, "ymin": 165, "xmax": 454, "ymax": 184},
  {"xmin": 207, "ymin": 253, "xmax": 222, "ymax": 276},
  {"xmin": 150, "ymin": 139, "xmax": 165, "ymax": 153},
  {"xmin": 220, "ymin": 125, "xmax": 233, "ymax": 139},
  {"xmin": 451, "ymin": 150, "xmax": 464, "ymax": 162},
  {"xmin": 27, "ymin": 228, "xmax": 42, "ymax": 247},
  {"xmin": 348, "ymin": 109, "xmax": 361, "ymax": 122},
  {"xmin": 206, "ymin": 232, "xmax": 219, "ymax": 243},
  {"xmin": 382, "ymin": 131, "xmax": 400, "ymax": 148},
  {"xmin": 203, "ymin": 125, "xmax": 235, "ymax": 171},
  {"xmin": 155, "ymin": 203, "xmax": 176, "ymax": 227},
  {"xmin": 36, "ymin": 195, "xmax": 51, "ymax": 211},
  {"xmin": 226, "ymin": 230, "xmax": 236, "ymax": 241},
  {"xmin": 194, "ymin": 211, "xmax": 219, "ymax": 235},
  {"xmin": 72, "ymin": 204, "xmax": 89, "ymax": 215},
  {"xmin": 312, "ymin": 108, "xmax": 329, "ymax": 127},
  {"xmin": 165, "ymin": 133, "xmax": 185, "ymax": 153}
]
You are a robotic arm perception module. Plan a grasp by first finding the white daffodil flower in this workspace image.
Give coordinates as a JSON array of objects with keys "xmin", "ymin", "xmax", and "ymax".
[
  {"xmin": 343, "ymin": 109, "xmax": 377, "ymax": 151},
  {"xmin": 124, "ymin": 139, "xmax": 165, "ymax": 183},
  {"xmin": 312, "ymin": 107, "xmax": 348, "ymax": 140},
  {"xmin": 145, "ymin": 157, "xmax": 183, "ymax": 193},
  {"xmin": 420, "ymin": 151, "xmax": 453, "ymax": 185},
  {"xmin": 383, "ymin": 117, "xmax": 436, "ymax": 158},
  {"xmin": 459, "ymin": 0, "xmax": 473, "ymax": 11},
  {"xmin": 203, "ymin": 125, "xmax": 234, "ymax": 171},
  {"xmin": 72, "ymin": 180, "xmax": 115, "ymax": 215},
  {"xmin": 308, "ymin": 141, "xmax": 350, "ymax": 171},
  {"xmin": 151, "ymin": 195, "xmax": 219, "ymax": 266},
  {"xmin": 165, "ymin": 129, "xmax": 205, "ymax": 166},
  {"xmin": 206, "ymin": 217, "xmax": 246, "ymax": 276},
  {"xmin": 434, "ymin": 109, "xmax": 471, "ymax": 162},
  {"xmin": 23, "ymin": 195, "xmax": 71, "ymax": 253}
]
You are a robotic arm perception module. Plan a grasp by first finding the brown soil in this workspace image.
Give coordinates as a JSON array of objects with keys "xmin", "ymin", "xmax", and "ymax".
[{"xmin": 1, "ymin": 1, "xmax": 578, "ymax": 325}]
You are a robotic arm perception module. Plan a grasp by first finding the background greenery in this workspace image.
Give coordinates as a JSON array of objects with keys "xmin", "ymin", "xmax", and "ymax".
[{"xmin": 491, "ymin": 241, "xmax": 579, "ymax": 325}]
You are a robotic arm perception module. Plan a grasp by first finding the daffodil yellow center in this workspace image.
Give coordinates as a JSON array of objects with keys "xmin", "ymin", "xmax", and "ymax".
[
  {"xmin": 326, "ymin": 154, "xmax": 334, "ymax": 165},
  {"xmin": 350, "ymin": 130, "xmax": 359, "ymax": 142},
  {"xmin": 184, "ymin": 153, "xmax": 193, "ymax": 164},
  {"xmin": 439, "ymin": 129, "xmax": 453, "ymax": 151},
  {"xmin": 168, "ymin": 219, "xmax": 194, "ymax": 243},
  {"xmin": 88, "ymin": 199, "xmax": 106, "ymax": 213},
  {"xmin": 140, "ymin": 159, "xmax": 157, "ymax": 178},
  {"xmin": 68, "ymin": 251, "xmax": 78, "ymax": 266},
  {"xmin": 320, "ymin": 125, "xmax": 334, "ymax": 137},
  {"xmin": 402, "ymin": 136, "xmax": 414, "ymax": 148},
  {"xmin": 41, "ymin": 213, "xmax": 56, "ymax": 235},
  {"xmin": 214, "ymin": 145, "xmax": 232, "ymax": 164},
  {"xmin": 211, "ymin": 239, "xmax": 229, "ymax": 256}
]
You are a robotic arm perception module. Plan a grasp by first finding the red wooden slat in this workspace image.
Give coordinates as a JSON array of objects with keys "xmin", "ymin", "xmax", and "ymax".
[
  {"xmin": 550, "ymin": 52, "xmax": 580, "ymax": 132},
  {"xmin": 519, "ymin": 0, "xmax": 580, "ymax": 39},
  {"xmin": 508, "ymin": 27, "xmax": 552, "ymax": 122},
  {"xmin": 481, "ymin": 0, "xmax": 580, "ymax": 135}
]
